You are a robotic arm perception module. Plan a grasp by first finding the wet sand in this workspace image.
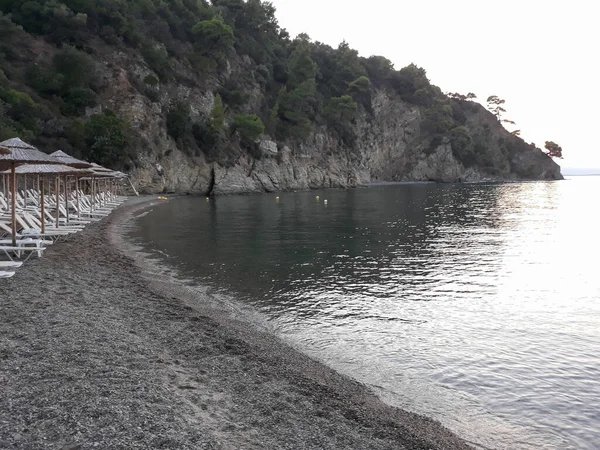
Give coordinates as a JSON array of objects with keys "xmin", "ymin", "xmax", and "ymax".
[{"xmin": 0, "ymin": 196, "xmax": 473, "ymax": 449}]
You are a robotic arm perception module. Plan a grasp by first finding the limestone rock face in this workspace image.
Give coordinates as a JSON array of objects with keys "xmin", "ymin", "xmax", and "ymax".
[{"xmin": 114, "ymin": 63, "xmax": 561, "ymax": 195}]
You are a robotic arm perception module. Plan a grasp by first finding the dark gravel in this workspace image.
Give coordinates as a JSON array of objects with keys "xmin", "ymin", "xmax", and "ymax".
[{"xmin": 0, "ymin": 197, "xmax": 473, "ymax": 450}]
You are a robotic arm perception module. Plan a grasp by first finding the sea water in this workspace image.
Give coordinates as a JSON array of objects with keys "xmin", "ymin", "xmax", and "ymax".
[{"xmin": 129, "ymin": 177, "xmax": 600, "ymax": 449}]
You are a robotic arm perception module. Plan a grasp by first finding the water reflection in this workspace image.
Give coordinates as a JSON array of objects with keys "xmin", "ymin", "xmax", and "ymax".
[{"xmin": 131, "ymin": 179, "xmax": 600, "ymax": 450}]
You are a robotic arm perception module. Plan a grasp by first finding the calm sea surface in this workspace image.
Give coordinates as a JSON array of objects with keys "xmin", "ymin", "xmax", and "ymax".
[{"xmin": 129, "ymin": 177, "xmax": 600, "ymax": 449}]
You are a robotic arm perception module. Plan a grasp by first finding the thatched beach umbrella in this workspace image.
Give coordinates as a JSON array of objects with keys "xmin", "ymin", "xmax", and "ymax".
[
  {"xmin": 49, "ymin": 150, "xmax": 92, "ymax": 169},
  {"xmin": 85, "ymin": 162, "xmax": 114, "ymax": 213},
  {"xmin": 50, "ymin": 150, "xmax": 93, "ymax": 221},
  {"xmin": 0, "ymin": 138, "xmax": 61, "ymax": 246},
  {"xmin": 0, "ymin": 164, "xmax": 91, "ymax": 233}
]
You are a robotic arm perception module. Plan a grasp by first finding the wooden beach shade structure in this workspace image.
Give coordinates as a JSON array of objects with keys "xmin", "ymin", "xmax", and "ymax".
[
  {"xmin": 49, "ymin": 150, "xmax": 94, "ymax": 222},
  {"xmin": 0, "ymin": 163, "xmax": 92, "ymax": 233},
  {"xmin": 0, "ymin": 138, "xmax": 62, "ymax": 246},
  {"xmin": 0, "ymin": 145, "xmax": 10, "ymax": 201},
  {"xmin": 86, "ymin": 162, "xmax": 119, "ymax": 213}
]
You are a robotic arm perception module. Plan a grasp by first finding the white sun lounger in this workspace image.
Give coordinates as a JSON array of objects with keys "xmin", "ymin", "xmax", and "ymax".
[
  {"xmin": 0, "ymin": 245, "xmax": 46, "ymax": 261},
  {"xmin": 0, "ymin": 271, "xmax": 15, "ymax": 279},
  {"xmin": 0, "ymin": 261, "xmax": 22, "ymax": 269}
]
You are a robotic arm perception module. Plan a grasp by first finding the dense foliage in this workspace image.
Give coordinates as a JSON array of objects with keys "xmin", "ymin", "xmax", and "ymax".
[{"xmin": 0, "ymin": 0, "xmax": 550, "ymax": 171}]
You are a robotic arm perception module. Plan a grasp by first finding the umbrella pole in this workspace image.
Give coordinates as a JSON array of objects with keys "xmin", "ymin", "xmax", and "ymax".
[
  {"xmin": 64, "ymin": 175, "xmax": 69, "ymax": 224},
  {"xmin": 11, "ymin": 163, "xmax": 17, "ymax": 247},
  {"xmin": 23, "ymin": 174, "xmax": 27, "ymax": 208},
  {"xmin": 55, "ymin": 176, "xmax": 60, "ymax": 228},
  {"xmin": 76, "ymin": 177, "xmax": 80, "ymax": 219},
  {"xmin": 41, "ymin": 175, "xmax": 46, "ymax": 234}
]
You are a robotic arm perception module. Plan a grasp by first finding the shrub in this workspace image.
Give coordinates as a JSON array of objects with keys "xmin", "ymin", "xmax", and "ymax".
[
  {"xmin": 143, "ymin": 75, "xmax": 159, "ymax": 86},
  {"xmin": 53, "ymin": 46, "xmax": 97, "ymax": 90},
  {"xmin": 141, "ymin": 44, "xmax": 170, "ymax": 81},
  {"xmin": 218, "ymin": 79, "xmax": 248, "ymax": 108},
  {"xmin": 25, "ymin": 65, "xmax": 63, "ymax": 96},
  {"xmin": 0, "ymin": 88, "xmax": 35, "ymax": 107},
  {"xmin": 61, "ymin": 87, "xmax": 97, "ymax": 116}
]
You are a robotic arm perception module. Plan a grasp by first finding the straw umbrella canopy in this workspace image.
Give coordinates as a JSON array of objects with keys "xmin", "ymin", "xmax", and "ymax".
[
  {"xmin": 49, "ymin": 150, "xmax": 93, "ymax": 169},
  {"xmin": 0, "ymin": 138, "xmax": 62, "ymax": 246}
]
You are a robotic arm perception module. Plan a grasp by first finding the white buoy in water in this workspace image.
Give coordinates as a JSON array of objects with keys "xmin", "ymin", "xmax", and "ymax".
[
  {"xmin": 316, "ymin": 195, "xmax": 320, "ymax": 200},
  {"xmin": 324, "ymin": 199, "xmax": 328, "ymax": 205},
  {"xmin": 206, "ymin": 197, "xmax": 210, "ymax": 201},
  {"xmin": 276, "ymin": 196, "xmax": 280, "ymax": 201}
]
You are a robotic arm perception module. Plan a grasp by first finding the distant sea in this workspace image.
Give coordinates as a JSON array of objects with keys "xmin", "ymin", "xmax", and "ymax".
[
  {"xmin": 561, "ymin": 167, "xmax": 600, "ymax": 176},
  {"xmin": 130, "ymin": 176, "xmax": 600, "ymax": 449}
]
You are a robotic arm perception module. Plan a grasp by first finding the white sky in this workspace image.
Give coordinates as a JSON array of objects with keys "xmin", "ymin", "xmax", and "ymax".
[{"xmin": 269, "ymin": 0, "xmax": 599, "ymax": 168}]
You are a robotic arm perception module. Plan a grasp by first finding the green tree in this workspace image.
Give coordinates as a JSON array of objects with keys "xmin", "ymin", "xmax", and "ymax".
[
  {"xmin": 422, "ymin": 102, "xmax": 453, "ymax": 134},
  {"xmin": 364, "ymin": 55, "xmax": 394, "ymax": 86},
  {"xmin": 335, "ymin": 40, "xmax": 365, "ymax": 85},
  {"xmin": 449, "ymin": 126, "xmax": 475, "ymax": 165},
  {"xmin": 487, "ymin": 95, "xmax": 519, "ymax": 129},
  {"xmin": 192, "ymin": 17, "xmax": 234, "ymax": 52},
  {"xmin": 210, "ymin": 94, "xmax": 226, "ymax": 134},
  {"xmin": 324, "ymin": 95, "xmax": 358, "ymax": 123},
  {"xmin": 84, "ymin": 110, "xmax": 130, "ymax": 167},
  {"xmin": 391, "ymin": 63, "xmax": 430, "ymax": 100},
  {"xmin": 266, "ymin": 86, "xmax": 285, "ymax": 136},
  {"xmin": 544, "ymin": 141, "xmax": 563, "ymax": 159},
  {"xmin": 166, "ymin": 101, "xmax": 191, "ymax": 141},
  {"xmin": 286, "ymin": 41, "xmax": 317, "ymax": 89},
  {"xmin": 324, "ymin": 95, "xmax": 358, "ymax": 143},
  {"xmin": 232, "ymin": 114, "xmax": 264, "ymax": 145},
  {"xmin": 486, "ymin": 95, "xmax": 506, "ymax": 119},
  {"xmin": 347, "ymin": 75, "xmax": 371, "ymax": 105},
  {"xmin": 279, "ymin": 79, "xmax": 317, "ymax": 139}
]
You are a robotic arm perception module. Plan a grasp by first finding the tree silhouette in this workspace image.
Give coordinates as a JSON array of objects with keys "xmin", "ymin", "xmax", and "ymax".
[
  {"xmin": 486, "ymin": 95, "xmax": 506, "ymax": 119},
  {"xmin": 544, "ymin": 141, "xmax": 563, "ymax": 159}
]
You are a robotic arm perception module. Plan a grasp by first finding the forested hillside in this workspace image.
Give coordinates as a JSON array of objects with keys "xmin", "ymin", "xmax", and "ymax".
[{"xmin": 0, "ymin": 0, "xmax": 561, "ymax": 193}]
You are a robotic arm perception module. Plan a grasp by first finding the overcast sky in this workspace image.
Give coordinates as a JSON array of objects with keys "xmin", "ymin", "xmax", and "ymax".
[{"xmin": 269, "ymin": 0, "xmax": 599, "ymax": 169}]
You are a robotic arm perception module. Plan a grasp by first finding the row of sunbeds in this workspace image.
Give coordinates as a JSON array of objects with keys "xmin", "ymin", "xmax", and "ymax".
[{"xmin": 0, "ymin": 187, "xmax": 127, "ymax": 278}]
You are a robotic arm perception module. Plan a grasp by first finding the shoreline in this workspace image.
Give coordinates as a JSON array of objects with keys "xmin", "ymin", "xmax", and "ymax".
[{"xmin": 1, "ymin": 196, "xmax": 474, "ymax": 449}]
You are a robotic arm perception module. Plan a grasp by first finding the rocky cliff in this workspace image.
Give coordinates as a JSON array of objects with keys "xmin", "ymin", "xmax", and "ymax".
[{"xmin": 123, "ymin": 85, "xmax": 562, "ymax": 195}]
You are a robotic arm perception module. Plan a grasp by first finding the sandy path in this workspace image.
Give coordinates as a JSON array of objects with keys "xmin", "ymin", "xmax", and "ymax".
[{"xmin": 0, "ymin": 197, "xmax": 473, "ymax": 449}]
